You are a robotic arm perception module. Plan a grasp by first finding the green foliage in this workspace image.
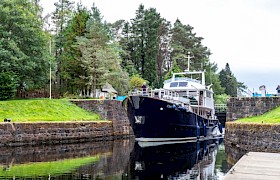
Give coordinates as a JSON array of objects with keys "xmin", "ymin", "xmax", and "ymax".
[
  {"xmin": 75, "ymin": 4, "xmax": 129, "ymax": 97},
  {"xmin": 76, "ymin": 5, "xmax": 109, "ymax": 97},
  {"xmin": 60, "ymin": 5, "xmax": 90, "ymax": 94},
  {"xmin": 170, "ymin": 19, "xmax": 211, "ymax": 72},
  {"xmin": 52, "ymin": 0, "xmax": 75, "ymax": 91},
  {"xmin": 116, "ymin": 21, "xmax": 138, "ymax": 76},
  {"xmin": 165, "ymin": 60, "xmax": 183, "ymax": 80},
  {"xmin": 0, "ymin": 0, "xmax": 50, "ymax": 91},
  {"xmin": 0, "ymin": 99, "xmax": 101, "ymax": 122},
  {"xmin": 0, "ymin": 72, "xmax": 18, "ymax": 100},
  {"xmin": 205, "ymin": 62, "xmax": 225, "ymax": 95},
  {"xmin": 237, "ymin": 81, "xmax": 248, "ymax": 95},
  {"xmin": 125, "ymin": 4, "xmax": 168, "ymax": 88},
  {"xmin": 129, "ymin": 75, "xmax": 148, "ymax": 90},
  {"xmin": 103, "ymin": 42, "xmax": 129, "ymax": 95},
  {"xmin": 214, "ymin": 94, "xmax": 230, "ymax": 104},
  {"xmin": 219, "ymin": 63, "xmax": 238, "ymax": 97},
  {"xmin": 0, "ymin": 155, "xmax": 100, "ymax": 178},
  {"xmin": 236, "ymin": 106, "xmax": 280, "ymax": 123}
]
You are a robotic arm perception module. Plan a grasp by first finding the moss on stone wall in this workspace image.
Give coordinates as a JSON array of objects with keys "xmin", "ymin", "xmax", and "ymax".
[{"xmin": 225, "ymin": 122, "xmax": 280, "ymax": 152}]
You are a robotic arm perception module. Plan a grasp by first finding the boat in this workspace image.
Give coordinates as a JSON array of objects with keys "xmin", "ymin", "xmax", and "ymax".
[{"xmin": 127, "ymin": 53, "xmax": 223, "ymax": 142}]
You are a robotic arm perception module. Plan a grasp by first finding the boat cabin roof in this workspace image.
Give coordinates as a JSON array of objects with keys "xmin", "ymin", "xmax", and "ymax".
[{"xmin": 163, "ymin": 77, "xmax": 212, "ymax": 92}]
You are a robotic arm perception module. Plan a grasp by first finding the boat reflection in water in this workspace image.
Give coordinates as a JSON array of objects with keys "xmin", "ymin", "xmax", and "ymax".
[
  {"xmin": 0, "ymin": 138, "xmax": 226, "ymax": 179},
  {"xmin": 128, "ymin": 138, "xmax": 223, "ymax": 180}
]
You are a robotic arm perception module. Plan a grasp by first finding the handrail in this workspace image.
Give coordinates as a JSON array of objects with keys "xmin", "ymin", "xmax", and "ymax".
[{"xmin": 214, "ymin": 104, "xmax": 227, "ymax": 113}]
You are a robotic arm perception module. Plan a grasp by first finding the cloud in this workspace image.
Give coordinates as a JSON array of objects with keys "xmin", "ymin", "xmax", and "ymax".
[{"xmin": 41, "ymin": 0, "xmax": 280, "ymax": 92}]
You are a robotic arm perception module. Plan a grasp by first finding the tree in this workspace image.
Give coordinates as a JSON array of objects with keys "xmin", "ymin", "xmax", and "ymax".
[
  {"xmin": 170, "ymin": 19, "xmax": 211, "ymax": 72},
  {"xmin": 60, "ymin": 4, "xmax": 90, "ymax": 94},
  {"xmin": 110, "ymin": 20, "xmax": 137, "ymax": 76},
  {"xmin": 164, "ymin": 60, "xmax": 182, "ymax": 80},
  {"xmin": 0, "ymin": 72, "xmax": 18, "ymax": 100},
  {"xmin": 219, "ymin": 63, "xmax": 238, "ymax": 97},
  {"xmin": 0, "ymin": 0, "xmax": 50, "ymax": 93},
  {"xmin": 102, "ymin": 42, "xmax": 129, "ymax": 95},
  {"xmin": 214, "ymin": 93, "xmax": 230, "ymax": 104},
  {"xmin": 77, "ymin": 4, "xmax": 129, "ymax": 97},
  {"xmin": 52, "ymin": 0, "xmax": 74, "ymax": 90},
  {"xmin": 129, "ymin": 75, "xmax": 148, "ymax": 90},
  {"xmin": 156, "ymin": 18, "xmax": 171, "ymax": 87},
  {"xmin": 205, "ymin": 62, "xmax": 225, "ymax": 95},
  {"xmin": 126, "ymin": 5, "xmax": 168, "ymax": 87},
  {"xmin": 130, "ymin": 4, "xmax": 145, "ymax": 75}
]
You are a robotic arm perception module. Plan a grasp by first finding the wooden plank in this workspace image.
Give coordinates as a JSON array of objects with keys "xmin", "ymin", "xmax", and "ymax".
[{"xmin": 224, "ymin": 152, "xmax": 280, "ymax": 180}]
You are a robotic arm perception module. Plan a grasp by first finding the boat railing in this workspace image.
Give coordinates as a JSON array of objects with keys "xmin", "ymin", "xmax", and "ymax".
[
  {"xmin": 150, "ymin": 89, "xmax": 192, "ymax": 105},
  {"xmin": 129, "ymin": 88, "xmax": 190, "ymax": 104}
]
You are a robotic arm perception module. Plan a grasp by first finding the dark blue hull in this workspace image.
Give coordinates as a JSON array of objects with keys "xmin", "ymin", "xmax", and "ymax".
[{"xmin": 127, "ymin": 95, "xmax": 222, "ymax": 141}]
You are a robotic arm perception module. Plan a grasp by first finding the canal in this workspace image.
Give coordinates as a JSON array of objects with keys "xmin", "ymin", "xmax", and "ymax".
[{"xmin": 0, "ymin": 138, "xmax": 238, "ymax": 179}]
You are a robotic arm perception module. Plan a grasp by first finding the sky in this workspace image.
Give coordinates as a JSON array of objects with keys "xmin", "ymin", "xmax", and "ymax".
[{"xmin": 40, "ymin": 0, "xmax": 280, "ymax": 94}]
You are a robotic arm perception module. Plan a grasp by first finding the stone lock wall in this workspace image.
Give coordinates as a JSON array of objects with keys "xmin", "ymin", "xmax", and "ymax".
[
  {"xmin": 226, "ymin": 97, "xmax": 280, "ymax": 121},
  {"xmin": 71, "ymin": 99, "xmax": 134, "ymax": 138},
  {"xmin": 0, "ymin": 99, "xmax": 134, "ymax": 146},
  {"xmin": 0, "ymin": 122, "xmax": 113, "ymax": 146},
  {"xmin": 225, "ymin": 122, "xmax": 280, "ymax": 152}
]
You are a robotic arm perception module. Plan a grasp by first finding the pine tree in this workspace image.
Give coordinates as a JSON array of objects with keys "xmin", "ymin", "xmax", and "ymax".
[
  {"xmin": 165, "ymin": 60, "xmax": 182, "ymax": 80},
  {"xmin": 130, "ymin": 4, "xmax": 146, "ymax": 75},
  {"xmin": 60, "ymin": 4, "xmax": 90, "ymax": 94},
  {"xmin": 171, "ymin": 19, "xmax": 211, "ymax": 72},
  {"xmin": 205, "ymin": 62, "xmax": 225, "ymax": 95},
  {"xmin": 110, "ymin": 20, "xmax": 137, "ymax": 76},
  {"xmin": 156, "ymin": 18, "xmax": 171, "ymax": 87},
  {"xmin": 77, "ymin": 4, "xmax": 129, "ymax": 97},
  {"xmin": 219, "ymin": 63, "xmax": 238, "ymax": 97},
  {"xmin": 129, "ymin": 5, "xmax": 167, "ymax": 87},
  {"xmin": 52, "ymin": 0, "xmax": 74, "ymax": 91}
]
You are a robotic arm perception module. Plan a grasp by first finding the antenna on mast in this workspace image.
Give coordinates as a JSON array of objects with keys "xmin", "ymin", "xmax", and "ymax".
[{"xmin": 187, "ymin": 51, "xmax": 193, "ymax": 71}]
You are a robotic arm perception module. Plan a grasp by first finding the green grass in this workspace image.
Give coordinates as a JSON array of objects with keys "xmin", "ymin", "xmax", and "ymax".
[
  {"xmin": 0, "ymin": 155, "xmax": 100, "ymax": 178},
  {"xmin": 236, "ymin": 106, "xmax": 280, "ymax": 123},
  {"xmin": 0, "ymin": 99, "xmax": 102, "ymax": 122}
]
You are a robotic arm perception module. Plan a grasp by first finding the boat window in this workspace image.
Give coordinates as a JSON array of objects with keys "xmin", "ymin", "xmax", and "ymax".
[
  {"xmin": 189, "ymin": 91, "xmax": 197, "ymax": 96},
  {"xmin": 177, "ymin": 91, "xmax": 187, "ymax": 97},
  {"xmin": 170, "ymin": 82, "xmax": 178, "ymax": 87},
  {"xmin": 179, "ymin": 82, "xmax": 188, "ymax": 87},
  {"xmin": 206, "ymin": 92, "xmax": 212, "ymax": 98}
]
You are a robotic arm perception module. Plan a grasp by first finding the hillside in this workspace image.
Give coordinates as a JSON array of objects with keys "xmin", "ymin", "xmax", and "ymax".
[{"xmin": 0, "ymin": 99, "xmax": 101, "ymax": 122}]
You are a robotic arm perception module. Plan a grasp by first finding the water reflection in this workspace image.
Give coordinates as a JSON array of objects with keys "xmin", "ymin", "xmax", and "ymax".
[
  {"xmin": 128, "ymin": 139, "xmax": 228, "ymax": 179},
  {"xmin": 0, "ymin": 138, "xmax": 232, "ymax": 179},
  {"xmin": 0, "ymin": 139, "xmax": 135, "ymax": 179}
]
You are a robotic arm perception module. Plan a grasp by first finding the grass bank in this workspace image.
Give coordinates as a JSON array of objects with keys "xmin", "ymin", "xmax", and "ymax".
[
  {"xmin": 236, "ymin": 106, "xmax": 280, "ymax": 123},
  {"xmin": 0, "ymin": 99, "xmax": 101, "ymax": 122}
]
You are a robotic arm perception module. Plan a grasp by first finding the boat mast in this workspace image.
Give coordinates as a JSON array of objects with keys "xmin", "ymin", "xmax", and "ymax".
[
  {"xmin": 187, "ymin": 51, "xmax": 191, "ymax": 72},
  {"xmin": 171, "ymin": 51, "xmax": 205, "ymax": 86}
]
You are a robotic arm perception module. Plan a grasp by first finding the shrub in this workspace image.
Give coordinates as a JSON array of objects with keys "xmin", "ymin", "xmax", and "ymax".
[
  {"xmin": 129, "ymin": 75, "xmax": 148, "ymax": 90},
  {"xmin": 0, "ymin": 72, "xmax": 18, "ymax": 100}
]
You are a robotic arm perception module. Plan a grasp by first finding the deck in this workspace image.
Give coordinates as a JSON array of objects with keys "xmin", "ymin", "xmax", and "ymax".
[{"xmin": 224, "ymin": 152, "xmax": 280, "ymax": 179}]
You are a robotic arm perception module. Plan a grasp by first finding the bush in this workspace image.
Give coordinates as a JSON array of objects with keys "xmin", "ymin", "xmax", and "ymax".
[
  {"xmin": 129, "ymin": 75, "xmax": 148, "ymax": 90},
  {"xmin": 214, "ymin": 93, "xmax": 230, "ymax": 104},
  {"xmin": 0, "ymin": 72, "xmax": 18, "ymax": 100}
]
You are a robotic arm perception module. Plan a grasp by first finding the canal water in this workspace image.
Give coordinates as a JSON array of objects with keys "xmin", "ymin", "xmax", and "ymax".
[{"xmin": 0, "ymin": 138, "xmax": 238, "ymax": 179}]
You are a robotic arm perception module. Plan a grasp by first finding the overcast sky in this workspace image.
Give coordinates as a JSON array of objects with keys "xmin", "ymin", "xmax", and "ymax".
[{"xmin": 41, "ymin": 0, "xmax": 280, "ymax": 94}]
